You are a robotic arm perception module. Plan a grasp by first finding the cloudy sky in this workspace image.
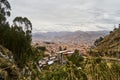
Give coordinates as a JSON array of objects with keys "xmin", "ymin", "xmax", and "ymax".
[{"xmin": 9, "ymin": 0, "xmax": 120, "ymax": 32}]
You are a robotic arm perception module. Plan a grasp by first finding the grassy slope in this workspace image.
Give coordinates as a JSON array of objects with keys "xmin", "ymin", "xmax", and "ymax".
[
  {"xmin": 94, "ymin": 27, "xmax": 120, "ymax": 56},
  {"xmin": 0, "ymin": 45, "xmax": 19, "ymax": 79}
]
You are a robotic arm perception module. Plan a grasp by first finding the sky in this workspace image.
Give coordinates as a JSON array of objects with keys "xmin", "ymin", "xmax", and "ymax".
[{"xmin": 9, "ymin": 0, "xmax": 120, "ymax": 32}]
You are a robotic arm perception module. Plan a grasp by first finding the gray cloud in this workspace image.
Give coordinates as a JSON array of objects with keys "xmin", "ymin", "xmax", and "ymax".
[{"xmin": 8, "ymin": 0, "xmax": 120, "ymax": 32}]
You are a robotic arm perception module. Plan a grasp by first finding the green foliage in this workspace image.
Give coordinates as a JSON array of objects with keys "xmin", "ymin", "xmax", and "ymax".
[
  {"xmin": 37, "ymin": 46, "xmax": 46, "ymax": 51},
  {"xmin": 67, "ymin": 49, "xmax": 84, "ymax": 67},
  {"xmin": 85, "ymin": 58, "xmax": 120, "ymax": 80},
  {"xmin": 63, "ymin": 47, "xmax": 67, "ymax": 50},
  {"xmin": 41, "ymin": 57, "xmax": 120, "ymax": 80},
  {"xmin": 94, "ymin": 37, "xmax": 103, "ymax": 46},
  {"xmin": 13, "ymin": 16, "xmax": 32, "ymax": 43},
  {"xmin": 0, "ymin": 0, "xmax": 11, "ymax": 24},
  {"xmin": 40, "ymin": 62, "xmax": 88, "ymax": 80},
  {"xmin": 110, "ymin": 31, "xmax": 113, "ymax": 33},
  {"xmin": 111, "ymin": 63, "xmax": 120, "ymax": 79},
  {"xmin": 0, "ymin": 23, "xmax": 32, "ymax": 68},
  {"xmin": 0, "ymin": 0, "xmax": 46, "ymax": 79},
  {"xmin": 0, "ymin": 0, "xmax": 34, "ymax": 68},
  {"xmin": 0, "ymin": 45, "xmax": 20, "ymax": 80},
  {"xmin": 91, "ymin": 24, "xmax": 120, "ymax": 58}
]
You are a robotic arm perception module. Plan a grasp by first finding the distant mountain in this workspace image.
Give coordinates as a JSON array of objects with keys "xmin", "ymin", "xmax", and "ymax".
[{"xmin": 32, "ymin": 30, "xmax": 109, "ymax": 44}]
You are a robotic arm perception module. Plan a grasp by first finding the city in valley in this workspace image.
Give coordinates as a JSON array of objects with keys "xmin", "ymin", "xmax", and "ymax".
[
  {"xmin": 31, "ymin": 31, "xmax": 109, "ymax": 68},
  {"xmin": 1, "ymin": 0, "xmax": 120, "ymax": 80},
  {"xmin": 32, "ymin": 31, "xmax": 108, "ymax": 56}
]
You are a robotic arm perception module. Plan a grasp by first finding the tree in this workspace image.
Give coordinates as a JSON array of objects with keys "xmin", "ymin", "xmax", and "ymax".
[
  {"xmin": 37, "ymin": 46, "xmax": 46, "ymax": 51},
  {"xmin": 63, "ymin": 47, "xmax": 67, "ymax": 50},
  {"xmin": 0, "ymin": 0, "xmax": 11, "ymax": 24},
  {"xmin": 0, "ymin": 0, "xmax": 11, "ymax": 45},
  {"xmin": 59, "ymin": 46, "xmax": 62, "ymax": 51},
  {"xmin": 0, "ymin": 0, "xmax": 44, "ymax": 79},
  {"xmin": 13, "ymin": 17, "xmax": 32, "ymax": 43},
  {"xmin": 0, "ymin": 17, "xmax": 33, "ymax": 68},
  {"xmin": 94, "ymin": 37, "xmax": 103, "ymax": 46},
  {"xmin": 9, "ymin": 17, "xmax": 33, "ymax": 68},
  {"xmin": 67, "ymin": 49, "xmax": 84, "ymax": 67}
]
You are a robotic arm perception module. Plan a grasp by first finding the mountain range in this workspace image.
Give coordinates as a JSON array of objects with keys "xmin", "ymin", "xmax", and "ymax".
[{"xmin": 32, "ymin": 30, "xmax": 109, "ymax": 44}]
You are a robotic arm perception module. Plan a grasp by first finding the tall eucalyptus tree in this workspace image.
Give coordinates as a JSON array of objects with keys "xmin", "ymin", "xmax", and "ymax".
[
  {"xmin": 13, "ymin": 17, "xmax": 32, "ymax": 43},
  {"xmin": 0, "ymin": 0, "xmax": 11, "ymax": 24}
]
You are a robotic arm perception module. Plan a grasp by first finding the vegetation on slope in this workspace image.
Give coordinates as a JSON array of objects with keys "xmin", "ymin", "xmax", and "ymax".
[
  {"xmin": 0, "ymin": 0, "xmax": 44, "ymax": 79},
  {"xmin": 90, "ymin": 25, "xmax": 120, "ymax": 57},
  {"xmin": 40, "ymin": 51, "xmax": 120, "ymax": 80},
  {"xmin": 0, "ymin": 45, "xmax": 19, "ymax": 80}
]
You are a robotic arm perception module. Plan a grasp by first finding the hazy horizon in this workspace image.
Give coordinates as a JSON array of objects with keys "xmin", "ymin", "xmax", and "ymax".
[
  {"xmin": 9, "ymin": 0, "xmax": 120, "ymax": 32},
  {"xmin": 32, "ymin": 30, "xmax": 110, "ymax": 34}
]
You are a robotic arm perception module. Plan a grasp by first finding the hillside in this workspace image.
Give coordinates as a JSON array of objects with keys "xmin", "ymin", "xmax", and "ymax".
[
  {"xmin": 32, "ymin": 31, "xmax": 109, "ymax": 44},
  {"xmin": 0, "ymin": 45, "xmax": 19, "ymax": 79},
  {"xmin": 92, "ymin": 26, "xmax": 120, "ymax": 57}
]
